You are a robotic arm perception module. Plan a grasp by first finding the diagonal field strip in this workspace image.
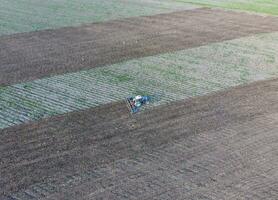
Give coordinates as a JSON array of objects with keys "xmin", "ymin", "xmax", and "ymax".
[
  {"xmin": 1, "ymin": 32, "xmax": 278, "ymax": 129},
  {"xmin": 2, "ymin": 77, "xmax": 278, "ymax": 198},
  {"xmin": 0, "ymin": 0, "xmax": 199, "ymax": 36},
  {"xmin": 177, "ymin": 0, "xmax": 278, "ymax": 16},
  {"xmin": 2, "ymin": 8, "xmax": 278, "ymax": 85}
]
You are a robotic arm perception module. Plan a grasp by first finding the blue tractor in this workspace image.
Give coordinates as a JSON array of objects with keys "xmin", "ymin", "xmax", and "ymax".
[{"xmin": 126, "ymin": 95, "xmax": 151, "ymax": 113}]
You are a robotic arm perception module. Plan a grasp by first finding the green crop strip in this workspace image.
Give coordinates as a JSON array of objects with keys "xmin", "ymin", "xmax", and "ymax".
[
  {"xmin": 177, "ymin": 0, "xmax": 278, "ymax": 15},
  {"xmin": 0, "ymin": 0, "xmax": 198, "ymax": 36}
]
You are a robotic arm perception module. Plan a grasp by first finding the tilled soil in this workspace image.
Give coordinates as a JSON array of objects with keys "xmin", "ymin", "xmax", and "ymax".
[
  {"xmin": 2, "ymin": 78, "xmax": 278, "ymax": 199},
  {"xmin": 2, "ymin": 8, "xmax": 278, "ymax": 85}
]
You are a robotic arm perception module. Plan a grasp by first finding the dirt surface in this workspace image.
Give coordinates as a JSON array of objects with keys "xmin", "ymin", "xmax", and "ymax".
[
  {"xmin": 2, "ymin": 78, "xmax": 278, "ymax": 199},
  {"xmin": 2, "ymin": 8, "xmax": 278, "ymax": 86}
]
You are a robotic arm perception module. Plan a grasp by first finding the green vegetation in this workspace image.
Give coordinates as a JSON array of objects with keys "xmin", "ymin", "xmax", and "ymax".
[
  {"xmin": 0, "ymin": 0, "xmax": 197, "ymax": 36},
  {"xmin": 177, "ymin": 0, "xmax": 278, "ymax": 15},
  {"xmin": 224, "ymin": 1, "xmax": 278, "ymax": 15},
  {"xmin": 0, "ymin": 86, "xmax": 7, "ymax": 93},
  {"xmin": 99, "ymin": 70, "xmax": 132, "ymax": 83}
]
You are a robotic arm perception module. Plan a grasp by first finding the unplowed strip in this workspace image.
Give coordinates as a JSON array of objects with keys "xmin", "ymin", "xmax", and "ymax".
[
  {"xmin": 2, "ymin": 78, "xmax": 278, "ymax": 198},
  {"xmin": 2, "ymin": 8, "xmax": 278, "ymax": 85}
]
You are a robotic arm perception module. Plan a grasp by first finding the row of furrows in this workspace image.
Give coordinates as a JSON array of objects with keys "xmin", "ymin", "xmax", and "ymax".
[
  {"xmin": 1, "ymin": 134, "xmax": 222, "ymax": 199},
  {"xmin": 1, "ymin": 32, "xmax": 278, "ymax": 129},
  {"xmin": 5, "ymin": 114, "xmax": 278, "ymax": 199}
]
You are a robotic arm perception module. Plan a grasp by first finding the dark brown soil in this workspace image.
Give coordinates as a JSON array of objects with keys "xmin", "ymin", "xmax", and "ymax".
[
  {"xmin": 2, "ymin": 78, "xmax": 278, "ymax": 199},
  {"xmin": 2, "ymin": 8, "xmax": 278, "ymax": 86}
]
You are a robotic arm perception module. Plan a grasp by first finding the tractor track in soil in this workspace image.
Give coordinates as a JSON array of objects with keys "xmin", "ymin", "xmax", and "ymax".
[
  {"xmin": 2, "ymin": 78, "xmax": 278, "ymax": 199},
  {"xmin": 2, "ymin": 8, "xmax": 278, "ymax": 85}
]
